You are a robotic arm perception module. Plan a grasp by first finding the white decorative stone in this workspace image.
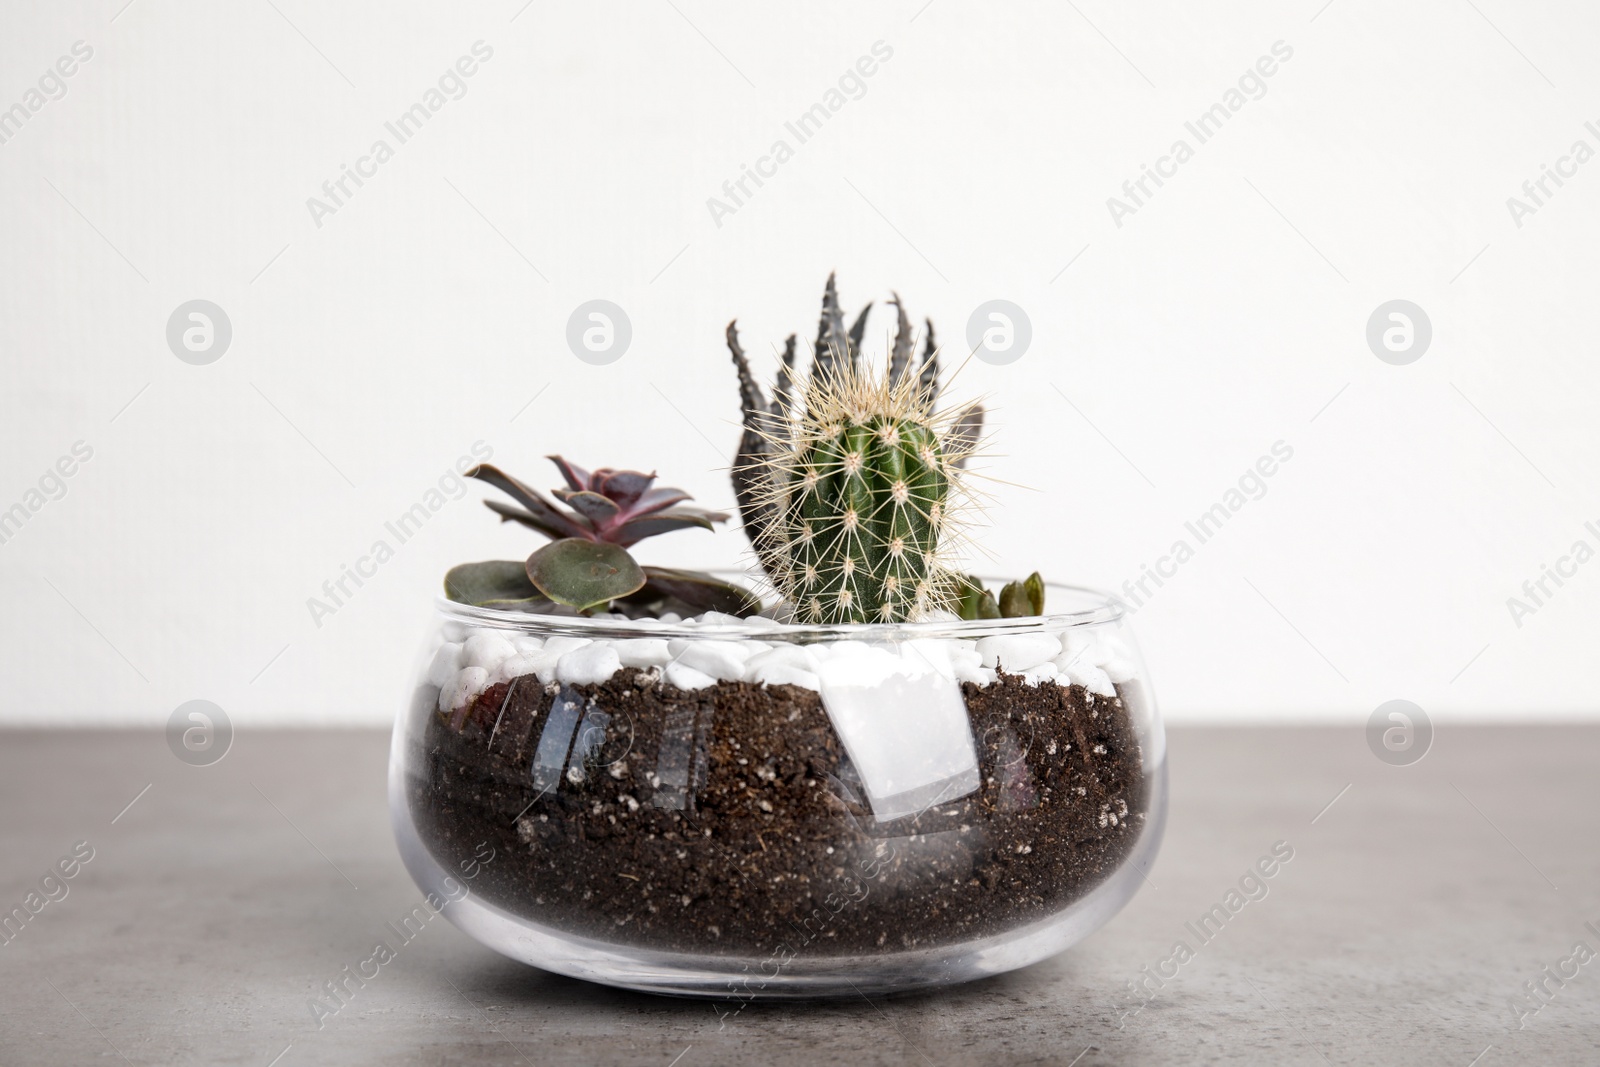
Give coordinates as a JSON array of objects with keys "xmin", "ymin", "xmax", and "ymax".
[
  {"xmin": 671, "ymin": 640, "xmax": 752, "ymax": 680},
  {"xmin": 976, "ymin": 633, "xmax": 1060, "ymax": 673},
  {"xmin": 557, "ymin": 645, "xmax": 622, "ymax": 685},
  {"xmin": 663, "ymin": 661, "xmax": 716, "ymax": 690},
  {"xmin": 744, "ymin": 645, "xmax": 820, "ymax": 674},
  {"xmin": 1104, "ymin": 657, "xmax": 1138, "ymax": 683},
  {"xmin": 427, "ymin": 643, "xmax": 464, "ymax": 688},
  {"xmin": 439, "ymin": 666, "xmax": 489, "ymax": 713},
  {"xmin": 542, "ymin": 636, "xmax": 591, "ymax": 657},
  {"xmin": 612, "ymin": 638, "xmax": 672, "ymax": 668},
  {"xmin": 462, "ymin": 633, "xmax": 516, "ymax": 674},
  {"xmin": 495, "ymin": 653, "xmax": 543, "ymax": 684},
  {"xmin": 1065, "ymin": 662, "xmax": 1117, "ymax": 697},
  {"xmin": 510, "ymin": 636, "xmax": 544, "ymax": 655},
  {"xmin": 1022, "ymin": 662, "xmax": 1060, "ymax": 687},
  {"xmin": 952, "ymin": 657, "xmax": 993, "ymax": 686}
]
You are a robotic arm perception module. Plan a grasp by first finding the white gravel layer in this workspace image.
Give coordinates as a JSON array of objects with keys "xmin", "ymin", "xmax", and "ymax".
[{"xmin": 432, "ymin": 610, "xmax": 1137, "ymax": 714}]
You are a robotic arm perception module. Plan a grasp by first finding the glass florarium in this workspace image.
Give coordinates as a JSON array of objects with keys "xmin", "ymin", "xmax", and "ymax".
[{"xmin": 389, "ymin": 277, "xmax": 1166, "ymax": 996}]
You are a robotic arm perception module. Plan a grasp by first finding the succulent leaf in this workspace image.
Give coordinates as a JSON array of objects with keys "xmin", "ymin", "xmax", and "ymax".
[
  {"xmin": 887, "ymin": 292, "xmax": 914, "ymax": 385},
  {"xmin": 444, "ymin": 560, "xmax": 543, "ymax": 607},
  {"xmin": 547, "ymin": 455, "xmax": 592, "ymax": 492},
  {"xmin": 639, "ymin": 566, "xmax": 762, "ymax": 617},
  {"xmin": 771, "ymin": 334, "xmax": 799, "ymax": 418},
  {"xmin": 917, "ymin": 318, "xmax": 939, "ymax": 399},
  {"xmin": 847, "ymin": 301, "xmax": 872, "ymax": 363},
  {"xmin": 947, "ymin": 402, "xmax": 985, "ymax": 470},
  {"xmin": 998, "ymin": 579, "xmax": 1032, "ymax": 618},
  {"xmin": 954, "ymin": 574, "xmax": 1001, "ymax": 620},
  {"xmin": 473, "ymin": 459, "xmax": 722, "ymax": 548},
  {"xmin": 482, "ymin": 500, "xmax": 575, "ymax": 542},
  {"xmin": 1023, "ymin": 571, "xmax": 1045, "ymax": 615},
  {"xmin": 594, "ymin": 469, "xmax": 654, "ymax": 509},
  {"xmin": 812, "ymin": 272, "xmax": 849, "ymax": 387},
  {"xmin": 525, "ymin": 538, "xmax": 645, "ymax": 613},
  {"xmin": 468, "ymin": 464, "xmax": 591, "ymax": 540},
  {"xmin": 552, "ymin": 489, "xmax": 622, "ymax": 526},
  {"xmin": 611, "ymin": 509, "xmax": 728, "ymax": 546}
]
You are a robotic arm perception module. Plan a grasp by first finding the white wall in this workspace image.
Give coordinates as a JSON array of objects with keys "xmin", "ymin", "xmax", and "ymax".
[{"xmin": 1, "ymin": 0, "xmax": 1595, "ymax": 725}]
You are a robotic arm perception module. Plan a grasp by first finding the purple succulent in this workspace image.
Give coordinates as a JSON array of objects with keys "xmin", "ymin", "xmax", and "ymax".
[{"xmin": 466, "ymin": 456, "xmax": 728, "ymax": 548}]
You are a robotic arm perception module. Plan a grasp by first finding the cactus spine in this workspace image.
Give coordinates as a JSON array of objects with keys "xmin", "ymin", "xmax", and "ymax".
[{"xmin": 728, "ymin": 275, "xmax": 983, "ymax": 624}]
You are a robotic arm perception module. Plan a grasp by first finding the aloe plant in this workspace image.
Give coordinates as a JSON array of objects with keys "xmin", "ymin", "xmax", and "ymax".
[{"xmin": 446, "ymin": 457, "xmax": 760, "ymax": 617}]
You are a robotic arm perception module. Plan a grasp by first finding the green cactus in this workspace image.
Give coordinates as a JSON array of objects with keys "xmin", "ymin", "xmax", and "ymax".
[
  {"xmin": 785, "ymin": 414, "xmax": 951, "ymax": 622},
  {"xmin": 727, "ymin": 275, "xmax": 985, "ymax": 624}
]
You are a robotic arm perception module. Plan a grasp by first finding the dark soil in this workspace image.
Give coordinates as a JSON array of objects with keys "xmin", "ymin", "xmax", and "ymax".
[{"xmin": 409, "ymin": 668, "xmax": 1149, "ymax": 957}]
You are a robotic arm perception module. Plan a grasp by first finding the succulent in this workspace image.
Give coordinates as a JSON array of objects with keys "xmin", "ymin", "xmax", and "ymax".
[
  {"xmin": 726, "ymin": 275, "xmax": 989, "ymax": 624},
  {"xmin": 446, "ymin": 457, "xmax": 760, "ymax": 617},
  {"xmin": 953, "ymin": 571, "xmax": 1045, "ymax": 620}
]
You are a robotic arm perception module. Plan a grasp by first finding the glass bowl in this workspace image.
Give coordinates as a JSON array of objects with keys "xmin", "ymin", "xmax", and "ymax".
[{"xmin": 388, "ymin": 580, "xmax": 1165, "ymax": 998}]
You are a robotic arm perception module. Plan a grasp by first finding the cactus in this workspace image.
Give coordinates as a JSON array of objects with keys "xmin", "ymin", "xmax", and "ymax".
[{"xmin": 727, "ymin": 275, "xmax": 985, "ymax": 624}]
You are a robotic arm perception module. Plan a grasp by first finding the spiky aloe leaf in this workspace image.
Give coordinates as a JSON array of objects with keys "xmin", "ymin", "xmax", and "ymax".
[
  {"xmin": 947, "ymin": 402, "xmax": 984, "ymax": 471},
  {"xmin": 812, "ymin": 272, "xmax": 849, "ymax": 386},
  {"xmin": 887, "ymin": 292, "xmax": 915, "ymax": 385},
  {"xmin": 728, "ymin": 319, "xmax": 782, "ymax": 571},
  {"xmin": 445, "ymin": 560, "xmax": 546, "ymax": 608},
  {"xmin": 526, "ymin": 538, "xmax": 645, "ymax": 613}
]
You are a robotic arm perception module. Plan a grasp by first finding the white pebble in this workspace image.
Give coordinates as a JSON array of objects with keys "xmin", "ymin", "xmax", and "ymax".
[
  {"xmin": 439, "ymin": 666, "xmax": 489, "ymax": 713},
  {"xmin": 947, "ymin": 647, "xmax": 983, "ymax": 673},
  {"xmin": 1021, "ymin": 662, "xmax": 1060, "ymax": 687},
  {"xmin": 542, "ymin": 636, "xmax": 591, "ymax": 656},
  {"xmin": 693, "ymin": 611, "xmax": 747, "ymax": 628},
  {"xmin": 1104, "ymin": 657, "xmax": 1138, "ymax": 683},
  {"xmin": 1066, "ymin": 662, "xmax": 1117, "ymax": 697},
  {"xmin": 557, "ymin": 645, "xmax": 622, "ymax": 685},
  {"xmin": 663, "ymin": 661, "xmax": 717, "ymax": 690},
  {"xmin": 427, "ymin": 643, "xmax": 463, "ymax": 688},
  {"xmin": 955, "ymin": 663, "xmax": 998, "ymax": 686},
  {"xmin": 672, "ymin": 640, "xmax": 751, "ymax": 680},
  {"xmin": 496, "ymin": 653, "xmax": 544, "ymax": 684},
  {"xmin": 511, "ymin": 636, "xmax": 544, "ymax": 655},
  {"xmin": 612, "ymin": 638, "xmax": 672, "ymax": 668},
  {"xmin": 976, "ymin": 634, "xmax": 1060, "ymax": 673},
  {"xmin": 462, "ymin": 633, "xmax": 516, "ymax": 673}
]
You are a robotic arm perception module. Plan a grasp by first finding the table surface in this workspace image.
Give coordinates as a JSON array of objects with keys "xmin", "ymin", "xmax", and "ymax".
[{"xmin": 1, "ymin": 726, "xmax": 1596, "ymax": 1066}]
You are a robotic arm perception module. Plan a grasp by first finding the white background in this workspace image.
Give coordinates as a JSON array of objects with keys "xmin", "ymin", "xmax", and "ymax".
[{"xmin": 1, "ymin": 0, "xmax": 1595, "ymax": 725}]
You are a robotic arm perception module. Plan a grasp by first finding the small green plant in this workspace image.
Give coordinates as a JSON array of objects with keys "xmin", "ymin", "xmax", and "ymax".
[
  {"xmin": 446, "ymin": 457, "xmax": 759, "ymax": 616},
  {"xmin": 952, "ymin": 571, "xmax": 1045, "ymax": 620}
]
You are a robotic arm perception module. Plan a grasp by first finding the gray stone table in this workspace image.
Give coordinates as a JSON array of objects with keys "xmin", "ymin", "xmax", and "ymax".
[{"xmin": 1, "ymin": 726, "xmax": 1597, "ymax": 1065}]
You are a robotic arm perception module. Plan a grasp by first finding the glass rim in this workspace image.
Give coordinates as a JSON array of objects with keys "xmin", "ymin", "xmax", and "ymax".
[{"xmin": 432, "ymin": 575, "xmax": 1125, "ymax": 641}]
